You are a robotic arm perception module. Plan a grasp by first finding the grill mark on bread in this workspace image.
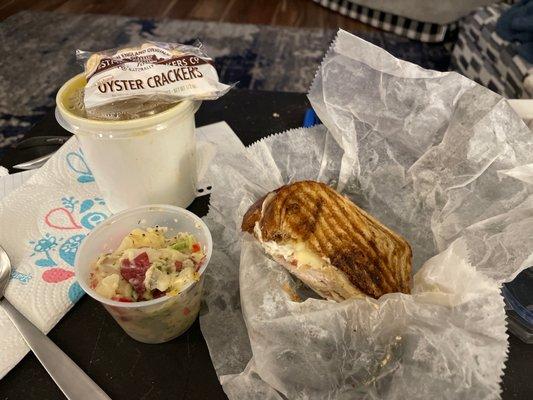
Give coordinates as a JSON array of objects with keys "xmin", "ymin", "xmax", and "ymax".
[
  {"xmin": 284, "ymin": 187, "xmax": 375, "ymax": 294},
  {"xmin": 318, "ymin": 186, "xmax": 395, "ymax": 294},
  {"xmin": 289, "ymin": 194, "xmax": 322, "ymax": 240},
  {"xmin": 297, "ymin": 184, "xmax": 390, "ymax": 295},
  {"xmin": 241, "ymin": 194, "xmax": 265, "ymax": 233},
  {"xmin": 327, "ymin": 188, "xmax": 408, "ymax": 292},
  {"xmin": 269, "ymin": 182, "xmax": 399, "ymax": 297},
  {"xmin": 348, "ymin": 203, "xmax": 411, "ymax": 290},
  {"xmin": 308, "ymin": 184, "xmax": 397, "ymax": 295},
  {"xmin": 242, "ymin": 181, "xmax": 412, "ymax": 299},
  {"xmin": 304, "ymin": 186, "xmax": 379, "ymax": 293}
]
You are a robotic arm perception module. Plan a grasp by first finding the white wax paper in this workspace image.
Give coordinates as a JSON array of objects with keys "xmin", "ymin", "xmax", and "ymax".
[{"xmin": 200, "ymin": 30, "xmax": 533, "ymax": 399}]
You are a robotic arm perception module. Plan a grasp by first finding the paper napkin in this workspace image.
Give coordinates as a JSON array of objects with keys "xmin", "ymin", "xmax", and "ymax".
[{"xmin": 0, "ymin": 121, "xmax": 242, "ymax": 379}]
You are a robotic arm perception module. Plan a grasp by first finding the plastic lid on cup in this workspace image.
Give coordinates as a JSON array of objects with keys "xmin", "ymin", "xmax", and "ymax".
[{"xmin": 55, "ymin": 74, "xmax": 200, "ymax": 138}]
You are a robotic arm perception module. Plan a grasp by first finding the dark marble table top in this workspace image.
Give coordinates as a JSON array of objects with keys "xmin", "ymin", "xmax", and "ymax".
[{"xmin": 0, "ymin": 90, "xmax": 531, "ymax": 400}]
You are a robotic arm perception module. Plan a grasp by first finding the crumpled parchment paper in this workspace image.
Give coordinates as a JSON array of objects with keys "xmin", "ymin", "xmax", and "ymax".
[{"xmin": 200, "ymin": 30, "xmax": 533, "ymax": 399}]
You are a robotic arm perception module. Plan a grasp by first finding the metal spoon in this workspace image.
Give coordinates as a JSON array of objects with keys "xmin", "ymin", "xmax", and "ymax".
[{"xmin": 0, "ymin": 245, "xmax": 111, "ymax": 400}]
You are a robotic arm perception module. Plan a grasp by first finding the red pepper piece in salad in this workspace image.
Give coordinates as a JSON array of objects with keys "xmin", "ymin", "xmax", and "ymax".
[
  {"xmin": 92, "ymin": 228, "xmax": 206, "ymax": 303},
  {"xmin": 152, "ymin": 289, "xmax": 166, "ymax": 299},
  {"xmin": 120, "ymin": 251, "xmax": 151, "ymax": 295},
  {"xmin": 112, "ymin": 296, "xmax": 133, "ymax": 302},
  {"xmin": 195, "ymin": 256, "xmax": 206, "ymax": 272},
  {"xmin": 133, "ymin": 251, "xmax": 150, "ymax": 269}
]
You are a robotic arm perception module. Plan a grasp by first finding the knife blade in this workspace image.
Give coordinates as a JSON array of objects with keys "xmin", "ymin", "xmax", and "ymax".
[
  {"xmin": 14, "ymin": 136, "xmax": 69, "ymax": 150},
  {"xmin": 12, "ymin": 153, "xmax": 54, "ymax": 170}
]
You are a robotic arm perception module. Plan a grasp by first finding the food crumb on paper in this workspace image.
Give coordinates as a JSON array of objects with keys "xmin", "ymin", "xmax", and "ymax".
[{"xmin": 282, "ymin": 282, "xmax": 302, "ymax": 302}]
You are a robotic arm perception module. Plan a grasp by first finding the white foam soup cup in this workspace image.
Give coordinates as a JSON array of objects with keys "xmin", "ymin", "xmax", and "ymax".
[
  {"xmin": 55, "ymin": 74, "xmax": 201, "ymax": 213},
  {"xmin": 75, "ymin": 205, "xmax": 213, "ymax": 343}
]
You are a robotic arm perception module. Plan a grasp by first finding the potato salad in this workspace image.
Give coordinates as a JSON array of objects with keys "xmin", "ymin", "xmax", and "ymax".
[{"xmin": 90, "ymin": 226, "xmax": 205, "ymax": 302}]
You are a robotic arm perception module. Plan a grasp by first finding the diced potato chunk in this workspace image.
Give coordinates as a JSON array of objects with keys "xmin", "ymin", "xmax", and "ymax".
[{"xmin": 95, "ymin": 274, "xmax": 119, "ymax": 298}]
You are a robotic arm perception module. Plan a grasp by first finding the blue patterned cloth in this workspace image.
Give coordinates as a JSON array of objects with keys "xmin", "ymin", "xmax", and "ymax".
[{"xmin": 496, "ymin": 0, "xmax": 533, "ymax": 62}]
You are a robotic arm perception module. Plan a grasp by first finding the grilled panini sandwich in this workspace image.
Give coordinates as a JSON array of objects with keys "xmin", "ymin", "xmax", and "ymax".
[{"xmin": 241, "ymin": 181, "xmax": 412, "ymax": 301}]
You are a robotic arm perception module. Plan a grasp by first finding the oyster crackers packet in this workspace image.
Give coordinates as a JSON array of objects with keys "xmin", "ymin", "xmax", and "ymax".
[{"xmin": 77, "ymin": 41, "xmax": 231, "ymax": 116}]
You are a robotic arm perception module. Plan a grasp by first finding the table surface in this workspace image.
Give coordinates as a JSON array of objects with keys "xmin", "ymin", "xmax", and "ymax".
[{"xmin": 0, "ymin": 90, "xmax": 532, "ymax": 400}]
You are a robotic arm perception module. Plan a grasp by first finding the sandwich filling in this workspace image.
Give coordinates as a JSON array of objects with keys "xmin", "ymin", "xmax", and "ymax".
[{"xmin": 254, "ymin": 221, "xmax": 364, "ymax": 302}]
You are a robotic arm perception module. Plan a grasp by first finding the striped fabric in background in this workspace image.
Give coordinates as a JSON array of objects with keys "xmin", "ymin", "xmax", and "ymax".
[{"xmin": 313, "ymin": 0, "xmax": 458, "ymax": 42}]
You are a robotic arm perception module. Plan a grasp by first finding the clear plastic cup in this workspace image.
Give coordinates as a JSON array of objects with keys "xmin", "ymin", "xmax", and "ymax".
[
  {"xmin": 75, "ymin": 205, "xmax": 212, "ymax": 343},
  {"xmin": 55, "ymin": 74, "xmax": 201, "ymax": 213}
]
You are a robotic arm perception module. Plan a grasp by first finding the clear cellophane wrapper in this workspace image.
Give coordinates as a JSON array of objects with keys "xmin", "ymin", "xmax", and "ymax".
[{"xmin": 76, "ymin": 41, "xmax": 232, "ymax": 120}]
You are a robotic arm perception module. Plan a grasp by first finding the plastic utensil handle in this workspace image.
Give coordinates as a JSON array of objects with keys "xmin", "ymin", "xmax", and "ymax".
[
  {"xmin": 1, "ymin": 299, "xmax": 111, "ymax": 400},
  {"xmin": 302, "ymin": 108, "xmax": 317, "ymax": 128}
]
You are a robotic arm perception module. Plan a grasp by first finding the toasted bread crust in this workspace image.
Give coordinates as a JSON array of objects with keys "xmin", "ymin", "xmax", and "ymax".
[
  {"xmin": 241, "ymin": 181, "xmax": 412, "ymax": 298},
  {"xmin": 241, "ymin": 192, "xmax": 270, "ymax": 234}
]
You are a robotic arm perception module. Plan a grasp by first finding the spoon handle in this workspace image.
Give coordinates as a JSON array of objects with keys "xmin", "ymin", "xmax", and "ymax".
[{"xmin": 1, "ymin": 299, "xmax": 111, "ymax": 400}]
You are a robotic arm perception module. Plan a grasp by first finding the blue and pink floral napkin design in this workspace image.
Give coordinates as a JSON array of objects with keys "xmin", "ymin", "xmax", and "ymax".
[
  {"xmin": 0, "ymin": 139, "xmax": 109, "ymax": 378},
  {"xmin": 26, "ymin": 194, "xmax": 107, "ymax": 302}
]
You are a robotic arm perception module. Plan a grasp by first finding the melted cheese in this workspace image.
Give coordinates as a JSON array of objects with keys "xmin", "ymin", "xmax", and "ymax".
[
  {"xmin": 258, "ymin": 234, "xmax": 363, "ymax": 301},
  {"xmin": 293, "ymin": 242, "xmax": 328, "ymax": 269}
]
